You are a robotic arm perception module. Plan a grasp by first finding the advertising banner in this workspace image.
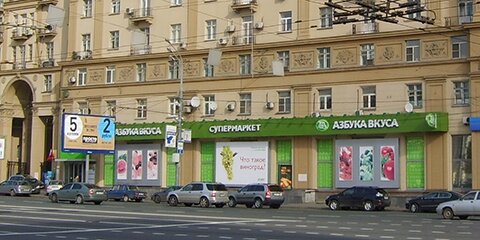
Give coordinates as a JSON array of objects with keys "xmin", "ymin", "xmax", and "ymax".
[
  {"xmin": 116, "ymin": 150, "xmax": 127, "ymax": 180},
  {"xmin": 165, "ymin": 125, "xmax": 177, "ymax": 148},
  {"xmin": 0, "ymin": 137, "xmax": 5, "ymax": 160},
  {"xmin": 215, "ymin": 142, "xmax": 269, "ymax": 185}
]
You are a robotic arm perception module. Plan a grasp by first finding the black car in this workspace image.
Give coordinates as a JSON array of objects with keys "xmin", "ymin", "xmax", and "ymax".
[
  {"xmin": 151, "ymin": 186, "xmax": 182, "ymax": 203},
  {"xmin": 406, "ymin": 191, "xmax": 462, "ymax": 213},
  {"xmin": 325, "ymin": 186, "xmax": 391, "ymax": 211},
  {"xmin": 107, "ymin": 184, "xmax": 147, "ymax": 202}
]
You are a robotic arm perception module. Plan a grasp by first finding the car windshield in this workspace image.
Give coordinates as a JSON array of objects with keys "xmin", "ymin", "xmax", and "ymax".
[
  {"xmin": 207, "ymin": 184, "xmax": 227, "ymax": 191},
  {"xmin": 85, "ymin": 184, "xmax": 101, "ymax": 189},
  {"xmin": 18, "ymin": 181, "xmax": 30, "ymax": 186},
  {"xmin": 268, "ymin": 185, "xmax": 283, "ymax": 192},
  {"xmin": 10, "ymin": 176, "xmax": 23, "ymax": 181},
  {"xmin": 129, "ymin": 185, "xmax": 139, "ymax": 191}
]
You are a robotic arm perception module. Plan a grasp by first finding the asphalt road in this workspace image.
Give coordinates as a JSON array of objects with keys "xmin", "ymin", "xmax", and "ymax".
[{"xmin": 0, "ymin": 195, "xmax": 478, "ymax": 240}]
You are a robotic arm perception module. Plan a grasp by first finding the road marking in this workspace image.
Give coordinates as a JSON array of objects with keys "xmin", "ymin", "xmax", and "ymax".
[
  {"xmin": 411, "ymin": 224, "xmax": 423, "ymax": 227},
  {"xmin": 0, "ymin": 222, "xmax": 85, "ymax": 230},
  {"xmin": 175, "ymin": 233, "xmax": 188, "ymax": 237},
  {"xmin": 327, "ymin": 221, "xmax": 338, "ymax": 224},
  {"xmin": 379, "ymin": 236, "xmax": 394, "ymax": 239},
  {"xmin": 274, "ymin": 224, "xmax": 286, "ymax": 227},
  {"xmin": 355, "ymin": 235, "xmax": 370, "ymax": 238},
  {"xmin": 219, "ymin": 236, "xmax": 232, "ymax": 239},
  {"xmin": 295, "ymin": 225, "xmax": 307, "ymax": 228},
  {"xmin": 409, "ymin": 230, "xmax": 422, "ymax": 233},
  {"xmin": 132, "ymin": 231, "xmax": 144, "ymax": 234},
  {"xmin": 196, "ymin": 235, "xmax": 209, "ymax": 238},
  {"xmin": 330, "ymin": 233, "xmax": 344, "ymax": 236},
  {"xmin": 36, "ymin": 235, "xmax": 47, "ymax": 237},
  {"xmin": 368, "ymin": 222, "xmax": 379, "ymax": 225},
  {"xmin": 198, "ymin": 227, "xmax": 209, "ymax": 229},
  {"xmin": 316, "ymin": 226, "xmax": 328, "ymax": 229},
  {"xmin": 261, "ymin": 230, "xmax": 273, "ymax": 233},
  {"xmin": 457, "ymin": 226, "xmax": 469, "ymax": 229},
  {"xmin": 390, "ymin": 223, "xmax": 401, "ymax": 226},
  {"xmin": 243, "ymin": 238, "xmax": 257, "ymax": 240},
  {"xmin": 152, "ymin": 233, "xmax": 165, "ymax": 235},
  {"xmin": 254, "ymin": 223, "xmax": 266, "ymax": 226},
  {"xmin": 306, "ymin": 232, "xmax": 319, "ymax": 235},
  {"xmin": 432, "ymin": 231, "xmax": 445, "ymax": 234},
  {"xmin": 434, "ymin": 225, "xmax": 445, "ymax": 228},
  {"xmin": 346, "ymin": 222, "xmax": 358, "ymax": 224},
  {"xmin": 407, "ymin": 237, "xmax": 422, "ymax": 240},
  {"xmin": 383, "ymin": 229, "xmax": 396, "ymax": 232},
  {"xmin": 360, "ymin": 228, "xmax": 374, "ymax": 231},
  {"xmin": 1, "ymin": 215, "xmax": 87, "ymax": 223},
  {"xmin": 458, "ymin": 232, "xmax": 472, "ymax": 235},
  {"xmin": 284, "ymin": 231, "xmax": 296, "ymax": 234},
  {"xmin": 219, "ymin": 227, "xmax": 231, "ymax": 230},
  {"xmin": 55, "ymin": 236, "xmax": 67, "ymax": 239},
  {"xmin": 76, "ymin": 238, "xmax": 88, "ymax": 240},
  {"xmin": 240, "ymin": 229, "xmax": 251, "ymax": 231},
  {"xmin": 339, "ymin": 227, "xmax": 351, "ymax": 230}
]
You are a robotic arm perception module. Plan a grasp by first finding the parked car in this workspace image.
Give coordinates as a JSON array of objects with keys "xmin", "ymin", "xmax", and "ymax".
[
  {"xmin": 228, "ymin": 183, "xmax": 285, "ymax": 209},
  {"xmin": 49, "ymin": 182, "xmax": 107, "ymax": 205},
  {"xmin": 45, "ymin": 180, "xmax": 64, "ymax": 196},
  {"xmin": 325, "ymin": 186, "xmax": 391, "ymax": 211},
  {"xmin": 406, "ymin": 191, "xmax": 462, "ymax": 213},
  {"xmin": 436, "ymin": 190, "xmax": 480, "ymax": 220},
  {"xmin": 8, "ymin": 175, "xmax": 44, "ymax": 194},
  {"xmin": 151, "ymin": 186, "xmax": 182, "ymax": 203},
  {"xmin": 167, "ymin": 182, "xmax": 228, "ymax": 208},
  {"xmin": 0, "ymin": 180, "xmax": 32, "ymax": 196},
  {"xmin": 107, "ymin": 184, "xmax": 147, "ymax": 202}
]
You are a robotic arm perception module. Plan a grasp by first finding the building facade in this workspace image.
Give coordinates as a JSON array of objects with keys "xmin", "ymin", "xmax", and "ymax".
[{"xmin": 0, "ymin": 0, "xmax": 478, "ymax": 193}]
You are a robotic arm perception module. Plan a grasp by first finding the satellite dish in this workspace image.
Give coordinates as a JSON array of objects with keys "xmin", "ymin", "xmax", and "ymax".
[
  {"xmin": 69, "ymin": 76, "xmax": 76, "ymax": 83},
  {"xmin": 209, "ymin": 102, "xmax": 218, "ymax": 111},
  {"xmin": 190, "ymin": 96, "xmax": 200, "ymax": 108},
  {"xmin": 405, "ymin": 102, "xmax": 414, "ymax": 113}
]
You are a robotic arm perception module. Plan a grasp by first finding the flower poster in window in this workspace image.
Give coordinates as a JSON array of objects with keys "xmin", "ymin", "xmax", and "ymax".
[
  {"xmin": 132, "ymin": 150, "xmax": 143, "ymax": 180},
  {"xmin": 359, "ymin": 146, "xmax": 374, "ymax": 181},
  {"xmin": 147, "ymin": 150, "xmax": 158, "ymax": 180},
  {"xmin": 381, "ymin": 146, "xmax": 395, "ymax": 181},
  {"xmin": 338, "ymin": 146, "xmax": 353, "ymax": 181},
  {"xmin": 116, "ymin": 150, "xmax": 127, "ymax": 180}
]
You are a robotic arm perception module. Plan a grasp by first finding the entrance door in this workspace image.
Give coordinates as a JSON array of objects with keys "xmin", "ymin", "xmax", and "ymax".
[{"xmin": 65, "ymin": 162, "xmax": 84, "ymax": 183}]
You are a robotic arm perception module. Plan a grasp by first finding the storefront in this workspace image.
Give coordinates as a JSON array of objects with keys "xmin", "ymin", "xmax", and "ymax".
[{"xmin": 114, "ymin": 112, "xmax": 448, "ymax": 191}]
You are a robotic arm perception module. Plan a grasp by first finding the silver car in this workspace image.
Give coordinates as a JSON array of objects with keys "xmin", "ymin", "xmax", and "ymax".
[
  {"xmin": 0, "ymin": 180, "xmax": 32, "ymax": 196},
  {"xmin": 167, "ymin": 182, "xmax": 228, "ymax": 208},
  {"xmin": 436, "ymin": 190, "xmax": 480, "ymax": 220}
]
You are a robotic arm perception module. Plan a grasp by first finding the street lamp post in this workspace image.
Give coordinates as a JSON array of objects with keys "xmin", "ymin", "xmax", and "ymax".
[{"xmin": 165, "ymin": 39, "xmax": 183, "ymax": 186}]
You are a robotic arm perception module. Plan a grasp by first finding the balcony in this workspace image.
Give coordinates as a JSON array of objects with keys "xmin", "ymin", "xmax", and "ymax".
[
  {"xmin": 130, "ymin": 45, "xmax": 152, "ymax": 55},
  {"xmin": 444, "ymin": 15, "xmax": 473, "ymax": 27},
  {"xmin": 13, "ymin": 62, "xmax": 26, "ymax": 70},
  {"xmin": 37, "ymin": 0, "xmax": 58, "ymax": 8},
  {"xmin": 11, "ymin": 28, "xmax": 33, "ymax": 41},
  {"xmin": 231, "ymin": 0, "xmax": 257, "ymax": 12},
  {"xmin": 72, "ymin": 50, "xmax": 92, "ymax": 60},
  {"xmin": 42, "ymin": 59, "xmax": 55, "ymax": 67},
  {"xmin": 352, "ymin": 22, "xmax": 379, "ymax": 34},
  {"xmin": 37, "ymin": 25, "xmax": 57, "ymax": 38},
  {"xmin": 127, "ymin": 8, "xmax": 153, "ymax": 24}
]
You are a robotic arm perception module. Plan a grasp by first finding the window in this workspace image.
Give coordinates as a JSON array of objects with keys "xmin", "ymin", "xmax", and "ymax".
[
  {"xmin": 407, "ymin": 83, "xmax": 423, "ymax": 108},
  {"xmin": 317, "ymin": 47, "xmax": 331, "ymax": 69},
  {"xmin": 169, "ymin": 59, "xmax": 180, "ymax": 79},
  {"xmin": 362, "ymin": 86, "xmax": 376, "ymax": 109},
  {"xmin": 205, "ymin": 20, "xmax": 216, "ymax": 40},
  {"xmin": 242, "ymin": 16, "xmax": 253, "ymax": 44},
  {"xmin": 452, "ymin": 35, "xmax": 468, "ymax": 59},
  {"xmin": 320, "ymin": 7, "xmax": 332, "ymax": 28},
  {"xmin": 452, "ymin": 135, "xmax": 472, "ymax": 190},
  {"xmin": 110, "ymin": 31, "xmax": 119, "ymax": 49},
  {"xmin": 140, "ymin": 27, "xmax": 151, "ymax": 45},
  {"xmin": 28, "ymin": 44, "xmax": 33, "ymax": 61},
  {"xmin": 319, "ymin": 89, "xmax": 332, "ymax": 110},
  {"xmin": 203, "ymin": 58, "xmax": 214, "ymax": 77},
  {"xmin": 239, "ymin": 54, "xmax": 251, "ymax": 75},
  {"xmin": 361, "ymin": 43, "xmax": 375, "ymax": 66},
  {"xmin": 239, "ymin": 93, "xmax": 252, "ymax": 114},
  {"xmin": 44, "ymin": 75, "xmax": 52, "ymax": 92},
  {"xmin": 111, "ymin": 0, "xmax": 120, "ymax": 14},
  {"xmin": 83, "ymin": 0, "xmax": 92, "ymax": 17},
  {"xmin": 78, "ymin": 102, "xmax": 89, "ymax": 114},
  {"xmin": 278, "ymin": 91, "xmax": 291, "ymax": 113},
  {"xmin": 171, "ymin": 24, "xmax": 182, "ymax": 43},
  {"xmin": 280, "ymin": 11, "xmax": 292, "ymax": 32},
  {"xmin": 106, "ymin": 100, "xmax": 116, "ymax": 116},
  {"xmin": 204, "ymin": 95, "xmax": 215, "ymax": 115},
  {"xmin": 407, "ymin": 0, "xmax": 421, "ymax": 19},
  {"xmin": 12, "ymin": 47, "xmax": 17, "ymax": 63},
  {"xmin": 453, "ymin": 81, "xmax": 469, "ymax": 105},
  {"xmin": 277, "ymin": 51, "xmax": 290, "ymax": 70},
  {"xmin": 406, "ymin": 40, "xmax": 420, "ymax": 62},
  {"xmin": 137, "ymin": 63, "xmax": 146, "ymax": 82},
  {"xmin": 19, "ymin": 45, "xmax": 26, "ymax": 68},
  {"xmin": 78, "ymin": 68, "xmax": 87, "ymax": 86},
  {"xmin": 82, "ymin": 34, "xmax": 91, "ymax": 51},
  {"xmin": 46, "ymin": 42, "xmax": 54, "ymax": 60},
  {"xmin": 136, "ymin": 99, "xmax": 147, "ymax": 118},
  {"xmin": 106, "ymin": 66, "xmax": 115, "ymax": 84},
  {"xmin": 169, "ymin": 97, "xmax": 179, "ymax": 116},
  {"xmin": 459, "ymin": 0, "xmax": 473, "ymax": 23},
  {"xmin": 171, "ymin": 0, "xmax": 182, "ymax": 6}
]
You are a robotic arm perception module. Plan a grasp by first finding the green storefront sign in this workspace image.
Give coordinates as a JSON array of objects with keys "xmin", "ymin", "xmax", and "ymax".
[{"xmin": 116, "ymin": 112, "xmax": 448, "ymax": 140}]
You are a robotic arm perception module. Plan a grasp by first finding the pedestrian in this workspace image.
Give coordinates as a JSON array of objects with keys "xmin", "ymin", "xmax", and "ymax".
[{"xmin": 74, "ymin": 175, "xmax": 80, "ymax": 182}]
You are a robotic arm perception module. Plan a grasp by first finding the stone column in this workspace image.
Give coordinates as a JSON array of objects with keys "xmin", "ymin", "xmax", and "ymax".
[
  {"xmin": 0, "ymin": 108, "xmax": 14, "ymax": 180},
  {"xmin": 29, "ymin": 111, "xmax": 46, "ymax": 179}
]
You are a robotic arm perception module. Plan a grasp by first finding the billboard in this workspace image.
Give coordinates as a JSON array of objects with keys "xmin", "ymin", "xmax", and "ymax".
[
  {"xmin": 0, "ymin": 137, "xmax": 5, "ymax": 160},
  {"xmin": 215, "ymin": 142, "xmax": 269, "ymax": 185},
  {"xmin": 62, "ymin": 113, "xmax": 116, "ymax": 154}
]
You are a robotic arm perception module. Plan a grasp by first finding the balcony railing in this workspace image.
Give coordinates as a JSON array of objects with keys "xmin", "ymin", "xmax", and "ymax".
[
  {"xmin": 231, "ymin": 0, "xmax": 257, "ymax": 12},
  {"xmin": 37, "ymin": 25, "xmax": 57, "ymax": 37},
  {"xmin": 11, "ymin": 28, "xmax": 33, "ymax": 40},
  {"xmin": 42, "ymin": 59, "xmax": 55, "ymax": 67},
  {"xmin": 72, "ymin": 50, "xmax": 92, "ymax": 60},
  {"xmin": 130, "ymin": 45, "xmax": 152, "ymax": 55},
  {"xmin": 352, "ymin": 22, "xmax": 379, "ymax": 34},
  {"xmin": 444, "ymin": 15, "xmax": 473, "ymax": 26},
  {"xmin": 127, "ymin": 8, "xmax": 153, "ymax": 24}
]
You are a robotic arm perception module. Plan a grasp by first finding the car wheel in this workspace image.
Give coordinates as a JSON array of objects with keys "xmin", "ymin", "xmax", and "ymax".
[
  {"xmin": 122, "ymin": 195, "xmax": 130, "ymax": 202},
  {"xmin": 184, "ymin": 203, "xmax": 193, "ymax": 207},
  {"xmin": 199, "ymin": 197, "xmax": 210, "ymax": 208},
  {"xmin": 153, "ymin": 195, "xmax": 162, "ymax": 204},
  {"xmin": 9, "ymin": 190, "xmax": 16, "ymax": 197},
  {"xmin": 442, "ymin": 208, "xmax": 454, "ymax": 219},
  {"xmin": 168, "ymin": 196, "xmax": 178, "ymax": 206},
  {"xmin": 363, "ymin": 201, "xmax": 373, "ymax": 211},
  {"xmin": 254, "ymin": 198, "xmax": 263, "ymax": 209},
  {"xmin": 329, "ymin": 200, "xmax": 339, "ymax": 211},
  {"xmin": 270, "ymin": 204, "xmax": 281, "ymax": 209},
  {"xmin": 50, "ymin": 193, "xmax": 58, "ymax": 203},
  {"xmin": 94, "ymin": 201, "xmax": 102, "ymax": 205},
  {"xmin": 75, "ymin": 195, "xmax": 84, "ymax": 204},
  {"xmin": 409, "ymin": 203, "xmax": 419, "ymax": 213},
  {"xmin": 228, "ymin": 197, "xmax": 237, "ymax": 208}
]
